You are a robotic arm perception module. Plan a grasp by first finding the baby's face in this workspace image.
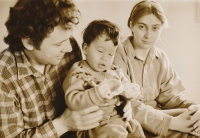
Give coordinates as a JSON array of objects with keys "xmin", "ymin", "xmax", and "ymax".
[{"xmin": 84, "ymin": 34, "xmax": 117, "ymax": 72}]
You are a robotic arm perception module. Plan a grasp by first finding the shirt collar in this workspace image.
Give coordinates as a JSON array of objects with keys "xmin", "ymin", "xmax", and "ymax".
[
  {"xmin": 15, "ymin": 51, "xmax": 42, "ymax": 79},
  {"xmin": 123, "ymin": 36, "xmax": 159, "ymax": 60}
]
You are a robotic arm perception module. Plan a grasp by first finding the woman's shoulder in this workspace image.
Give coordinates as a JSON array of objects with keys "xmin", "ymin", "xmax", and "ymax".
[
  {"xmin": 116, "ymin": 37, "xmax": 131, "ymax": 56},
  {"xmin": 154, "ymin": 47, "xmax": 169, "ymax": 59},
  {"xmin": 119, "ymin": 36, "xmax": 132, "ymax": 48},
  {"xmin": 153, "ymin": 47, "xmax": 173, "ymax": 67}
]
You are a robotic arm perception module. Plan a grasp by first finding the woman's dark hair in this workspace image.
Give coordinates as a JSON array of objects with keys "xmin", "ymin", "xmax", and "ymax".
[
  {"xmin": 82, "ymin": 19, "xmax": 120, "ymax": 47},
  {"xmin": 128, "ymin": 0, "xmax": 168, "ymax": 28},
  {"xmin": 4, "ymin": 0, "xmax": 81, "ymax": 52}
]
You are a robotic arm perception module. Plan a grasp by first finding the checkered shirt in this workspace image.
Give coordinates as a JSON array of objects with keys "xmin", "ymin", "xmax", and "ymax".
[{"xmin": 0, "ymin": 37, "xmax": 82, "ymax": 138}]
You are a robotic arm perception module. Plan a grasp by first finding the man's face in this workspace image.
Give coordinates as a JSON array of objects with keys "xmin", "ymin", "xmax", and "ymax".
[{"xmin": 27, "ymin": 26, "xmax": 73, "ymax": 66}]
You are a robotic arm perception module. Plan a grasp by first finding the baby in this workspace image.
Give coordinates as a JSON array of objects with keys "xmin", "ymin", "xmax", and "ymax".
[{"xmin": 63, "ymin": 19, "xmax": 145, "ymax": 138}]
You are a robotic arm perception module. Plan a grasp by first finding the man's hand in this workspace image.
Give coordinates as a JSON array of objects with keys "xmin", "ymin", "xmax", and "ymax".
[{"xmin": 53, "ymin": 106, "xmax": 103, "ymax": 136}]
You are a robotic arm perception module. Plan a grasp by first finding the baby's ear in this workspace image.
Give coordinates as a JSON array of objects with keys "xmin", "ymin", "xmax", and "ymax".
[
  {"xmin": 82, "ymin": 43, "xmax": 88, "ymax": 55},
  {"xmin": 21, "ymin": 38, "xmax": 33, "ymax": 50}
]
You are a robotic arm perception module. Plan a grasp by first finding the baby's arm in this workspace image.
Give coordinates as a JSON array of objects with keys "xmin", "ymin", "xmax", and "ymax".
[{"xmin": 63, "ymin": 70, "xmax": 104, "ymax": 111}]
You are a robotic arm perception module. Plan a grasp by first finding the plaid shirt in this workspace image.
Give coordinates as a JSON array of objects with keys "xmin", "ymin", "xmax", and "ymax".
[{"xmin": 0, "ymin": 37, "xmax": 82, "ymax": 138}]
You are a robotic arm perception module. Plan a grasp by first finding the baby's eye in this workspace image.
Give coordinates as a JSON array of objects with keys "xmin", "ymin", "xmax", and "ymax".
[
  {"xmin": 109, "ymin": 53, "xmax": 113, "ymax": 56},
  {"xmin": 97, "ymin": 50, "xmax": 103, "ymax": 53}
]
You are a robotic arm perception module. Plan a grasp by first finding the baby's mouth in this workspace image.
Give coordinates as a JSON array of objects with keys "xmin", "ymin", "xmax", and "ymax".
[
  {"xmin": 99, "ymin": 63, "xmax": 105, "ymax": 66},
  {"xmin": 98, "ymin": 63, "xmax": 106, "ymax": 68}
]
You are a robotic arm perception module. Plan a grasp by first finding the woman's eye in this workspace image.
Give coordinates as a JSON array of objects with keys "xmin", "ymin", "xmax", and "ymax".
[
  {"xmin": 139, "ymin": 25, "xmax": 145, "ymax": 30},
  {"xmin": 98, "ymin": 50, "xmax": 103, "ymax": 53},
  {"xmin": 153, "ymin": 26, "xmax": 160, "ymax": 31}
]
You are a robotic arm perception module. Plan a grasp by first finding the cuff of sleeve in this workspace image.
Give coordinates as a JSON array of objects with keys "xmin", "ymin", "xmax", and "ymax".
[
  {"xmin": 159, "ymin": 115, "xmax": 173, "ymax": 137},
  {"xmin": 88, "ymin": 87, "xmax": 104, "ymax": 105},
  {"xmin": 39, "ymin": 120, "xmax": 58, "ymax": 138}
]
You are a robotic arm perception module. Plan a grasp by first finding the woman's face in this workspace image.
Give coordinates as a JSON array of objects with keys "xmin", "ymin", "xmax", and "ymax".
[{"xmin": 130, "ymin": 14, "xmax": 162, "ymax": 50}]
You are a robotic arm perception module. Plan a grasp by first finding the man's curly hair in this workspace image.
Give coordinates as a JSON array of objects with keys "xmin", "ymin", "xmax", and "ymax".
[{"xmin": 4, "ymin": 0, "xmax": 81, "ymax": 52}]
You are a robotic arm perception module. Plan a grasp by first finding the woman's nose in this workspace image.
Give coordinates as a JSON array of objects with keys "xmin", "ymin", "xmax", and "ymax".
[{"xmin": 144, "ymin": 29, "xmax": 152, "ymax": 38}]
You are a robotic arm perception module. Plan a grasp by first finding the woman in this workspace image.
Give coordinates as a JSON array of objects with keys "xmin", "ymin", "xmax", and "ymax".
[{"xmin": 114, "ymin": 1, "xmax": 200, "ymax": 137}]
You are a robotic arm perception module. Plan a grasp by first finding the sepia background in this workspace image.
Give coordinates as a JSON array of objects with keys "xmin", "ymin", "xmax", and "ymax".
[{"xmin": 0, "ymin": 0, "xmax": 200, "ymax": 102}]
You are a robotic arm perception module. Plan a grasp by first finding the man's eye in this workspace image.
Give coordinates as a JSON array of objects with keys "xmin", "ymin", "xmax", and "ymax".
[
  {"xmin": 55, "ymin": 40, "xmax": 68, "ymax": 46},
  {"xmin": 55, "ymin": 44, "xmax": 62, "ymax": 46},
  {"xmin": 55, "ymin": 42, "xmax": 63, "ymax": 46}
]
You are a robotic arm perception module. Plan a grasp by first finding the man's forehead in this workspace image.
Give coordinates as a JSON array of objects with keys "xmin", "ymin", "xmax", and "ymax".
[{"xmin": 47, "ymin": 26, "xmax": 73, "ymax": 43}]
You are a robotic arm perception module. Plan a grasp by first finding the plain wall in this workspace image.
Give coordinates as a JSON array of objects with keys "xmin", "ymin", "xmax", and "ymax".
[{"xmin": 0, "ymin": 0, "xmax": 200, "ymax": 102}]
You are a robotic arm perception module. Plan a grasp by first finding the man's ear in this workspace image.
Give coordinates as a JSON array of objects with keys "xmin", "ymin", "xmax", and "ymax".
[
  {"xmin": 82, "ymin": 43, "xmax": 88, "ymax": 55},
  {"xmin": 21, "ymin": 38, "xmax": 34, "ymax": 50}
]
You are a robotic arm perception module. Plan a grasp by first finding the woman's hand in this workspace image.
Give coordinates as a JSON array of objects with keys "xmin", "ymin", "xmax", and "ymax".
[
  {"xmin": 53, "ymin": 106, "xmax": 103, "ymax": 136},
  {"xmin": 188, "ymin": 104, "xmax": 200, "ymax": 135},
  {"xmin": 169, "ymin": 107, "xmax": 200, "ymax": 136}
]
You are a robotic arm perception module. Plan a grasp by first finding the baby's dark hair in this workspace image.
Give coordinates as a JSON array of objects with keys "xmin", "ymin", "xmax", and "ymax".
[{"xmin": 82, "ymin": 20, "xmax": 120, "ymax": 47}]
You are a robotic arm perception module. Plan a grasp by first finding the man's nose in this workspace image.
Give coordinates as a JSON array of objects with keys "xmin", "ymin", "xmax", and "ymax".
[{"xmin": 62, "ymin": 40, "xmax": 72, "ymax": 53}]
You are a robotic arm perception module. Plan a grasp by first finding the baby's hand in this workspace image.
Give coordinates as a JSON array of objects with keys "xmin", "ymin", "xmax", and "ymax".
[
  {"xmin": 122, "ymin": 82, "xmax": 142, "ymax": 100},
  {"xmin": 95, "ymin": 79, "xmax": 124, "ymax": 100},
  {"xmin": 95, "ymin": 80, "xmax": 112, "ymax": 99}
]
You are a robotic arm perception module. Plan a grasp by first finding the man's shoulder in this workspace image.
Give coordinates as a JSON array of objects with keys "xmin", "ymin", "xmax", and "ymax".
[
  {"xmin": 0, "ymin": 49, "xmax": 18, "ymax": 83},
  {"xmin": 0, "ymin": 49, "xmax": 16, "ymax": 78}
]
